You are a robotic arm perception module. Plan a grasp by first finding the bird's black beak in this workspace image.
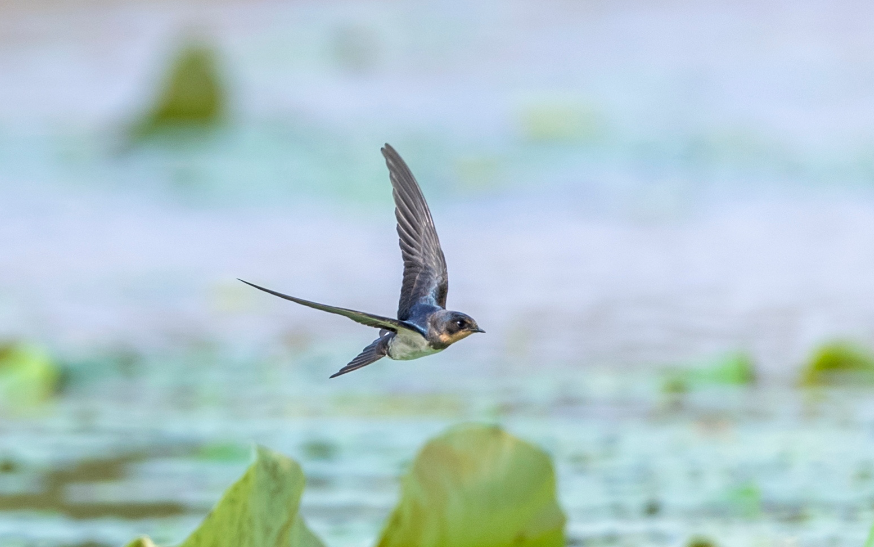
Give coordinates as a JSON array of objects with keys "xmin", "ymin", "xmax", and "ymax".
[{"xmin": 472, "ymin": 327, "xmax": 485, "ymax": 334}]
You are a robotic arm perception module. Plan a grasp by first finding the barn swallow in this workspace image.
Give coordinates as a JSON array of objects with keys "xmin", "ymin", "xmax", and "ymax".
[{"xmin": 239, "ymin": 144, "xmax": 483, "ymax": 378}]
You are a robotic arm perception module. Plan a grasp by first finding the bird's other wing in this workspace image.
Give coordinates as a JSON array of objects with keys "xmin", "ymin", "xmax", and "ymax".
[
  {"xmin": 381, "ymin": 144, "xmax": 449, "ymax": 320},
  {"xmin": 329, "ymin": 335, "xmax": 391, "ymax": 378},
  {"xmin": 238, "ymin": 279, "xmax": 425, "ymax": 335}
]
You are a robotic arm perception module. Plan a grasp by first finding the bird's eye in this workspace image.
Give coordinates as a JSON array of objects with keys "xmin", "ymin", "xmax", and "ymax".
[{"xmin": 455, "ymin": 319, "xmax": 465, "ymax": 329}]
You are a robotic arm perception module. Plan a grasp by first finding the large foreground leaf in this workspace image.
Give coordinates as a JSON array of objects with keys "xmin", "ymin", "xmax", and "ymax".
[
  {"xmin": 377, "ymin": 424, "xmax": 566, "ymax": 547},
  {"xmin": 124, "ymin": 446, "xmax": 323, "ymax": 547}
]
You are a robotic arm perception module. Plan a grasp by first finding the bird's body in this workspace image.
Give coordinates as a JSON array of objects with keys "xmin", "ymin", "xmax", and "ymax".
[
  {"xmin": 386, "ymin": 328, "xmax": 438, "ymax": 360},
  {"xmin": 240, "ymin": 144, "xmax": 483, "ymax": 378}
]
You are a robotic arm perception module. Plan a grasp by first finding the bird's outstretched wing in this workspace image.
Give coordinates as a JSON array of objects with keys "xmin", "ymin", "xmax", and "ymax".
[
  {"xmin": 239, "ymin": 279, "xmax": 425, "ymax": 335},
  {"xmin": 382, "ymin": 144, "xmax": 449, "ymax": 320},
  {"xmin": 330, "ymin": 335, "xmax": 391, "ymax": 378}
]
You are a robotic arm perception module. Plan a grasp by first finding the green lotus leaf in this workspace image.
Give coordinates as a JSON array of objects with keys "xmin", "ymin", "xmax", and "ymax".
[
  {"xmin": 132, "ymin": 40, "xmax": 226, "ymax": 140},
  {"xmin": 661, "ymin": 352, "xmax": 757, "ymax": 394},
  {"xmin": 124, "ymin": 446, "xmax": 324, "ymax": 547},
  {"xmin": 0, "ymin": 342, "xmax": 60, "ymax": 408},
  {"xmin": 377, "ymin": 424, "xmax": 566, "ymax": 547},
  {"xmin": 801, "ymin": 341, "xmax": 874, "ymax": 386}
]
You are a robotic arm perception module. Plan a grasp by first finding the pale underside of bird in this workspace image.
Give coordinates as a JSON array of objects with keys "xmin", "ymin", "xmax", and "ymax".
[{"xmin": 240, "ymin": 144, "xmax": 483, "ymax": 378}]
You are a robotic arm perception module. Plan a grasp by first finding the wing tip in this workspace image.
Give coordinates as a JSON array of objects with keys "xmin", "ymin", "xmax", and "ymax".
[
  {"xmin": 329, "ymin": 362, "xmax": 365, "ymax": 379},
  {"xmin": 381, "ymin": 143, "xmax": 399, "ymax": 161}
]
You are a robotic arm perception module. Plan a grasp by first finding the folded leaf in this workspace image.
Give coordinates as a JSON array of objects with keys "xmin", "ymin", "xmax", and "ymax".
[{"xmin": 123, "ymin": 446, "xmax": 323, "ymax": 547}]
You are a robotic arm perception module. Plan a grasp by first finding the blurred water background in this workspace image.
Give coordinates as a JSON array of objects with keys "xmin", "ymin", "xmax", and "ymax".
[{"xmin": 4, "ymin": 0, "xmax": 874, "ymax": 546}]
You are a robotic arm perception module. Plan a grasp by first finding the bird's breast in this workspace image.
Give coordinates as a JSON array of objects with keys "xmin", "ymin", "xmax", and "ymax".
[{"xmin": 387, "ymin": 329, "xmax": 440, "ymax": 360}]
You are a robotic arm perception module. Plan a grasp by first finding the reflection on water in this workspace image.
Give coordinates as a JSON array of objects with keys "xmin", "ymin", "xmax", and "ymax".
[
  {"xmin": 2, "ymin": 360, "xmax": 874, "ymax": 546},
  {"xmin": 0, "ymin": 450, "xmax": 187, "ymax": 520}
]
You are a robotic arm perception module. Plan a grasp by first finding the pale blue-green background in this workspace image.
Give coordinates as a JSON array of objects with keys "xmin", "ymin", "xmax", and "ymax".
[{"xmin": 3, "ymin": 1, "xmax": 874, "ymax": 546}]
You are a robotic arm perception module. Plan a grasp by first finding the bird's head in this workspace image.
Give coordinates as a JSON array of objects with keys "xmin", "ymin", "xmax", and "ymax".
[{"xmin": 434, "ymin": 311, "xmax": 485, "ymax": 345}]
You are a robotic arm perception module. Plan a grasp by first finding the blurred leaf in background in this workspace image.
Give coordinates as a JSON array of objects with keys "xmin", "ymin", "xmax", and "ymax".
[
  {"xmin": 661, "ymin": 351, "xmax": 757, "ymax": 394},
  {"xmin": 132, "ymin": 39, "xmax": 226, "ymax": 141},
  {"xmin": 518, "ymin": 98, "xmax": 604, "ymax": 145},
  {"xmin": 800, "ymin": 341, "xmax": 874, "ymax": 386},
  {"xmin": 330, "ymin": 23, "xmax": 380, "ymax": 73},
  {"xmin": 126, "ymin": 446, "xmax": 323, "ymax": 547},
  {"xmin": 723, "ymin": 481, "xmax": 761, "ymax": 519},
  {"xmin": 377, "ymin": 423, "xmax": 566, "ymax": 547},
  {"xmin": 0, "ymin": 342, "xmax": 60, "ymax": 409}
]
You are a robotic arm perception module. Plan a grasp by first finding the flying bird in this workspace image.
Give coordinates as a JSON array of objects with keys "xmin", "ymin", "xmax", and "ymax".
[{"xmin": 240, "ymin": 144, "xmax": 484, "ymax": 378}]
